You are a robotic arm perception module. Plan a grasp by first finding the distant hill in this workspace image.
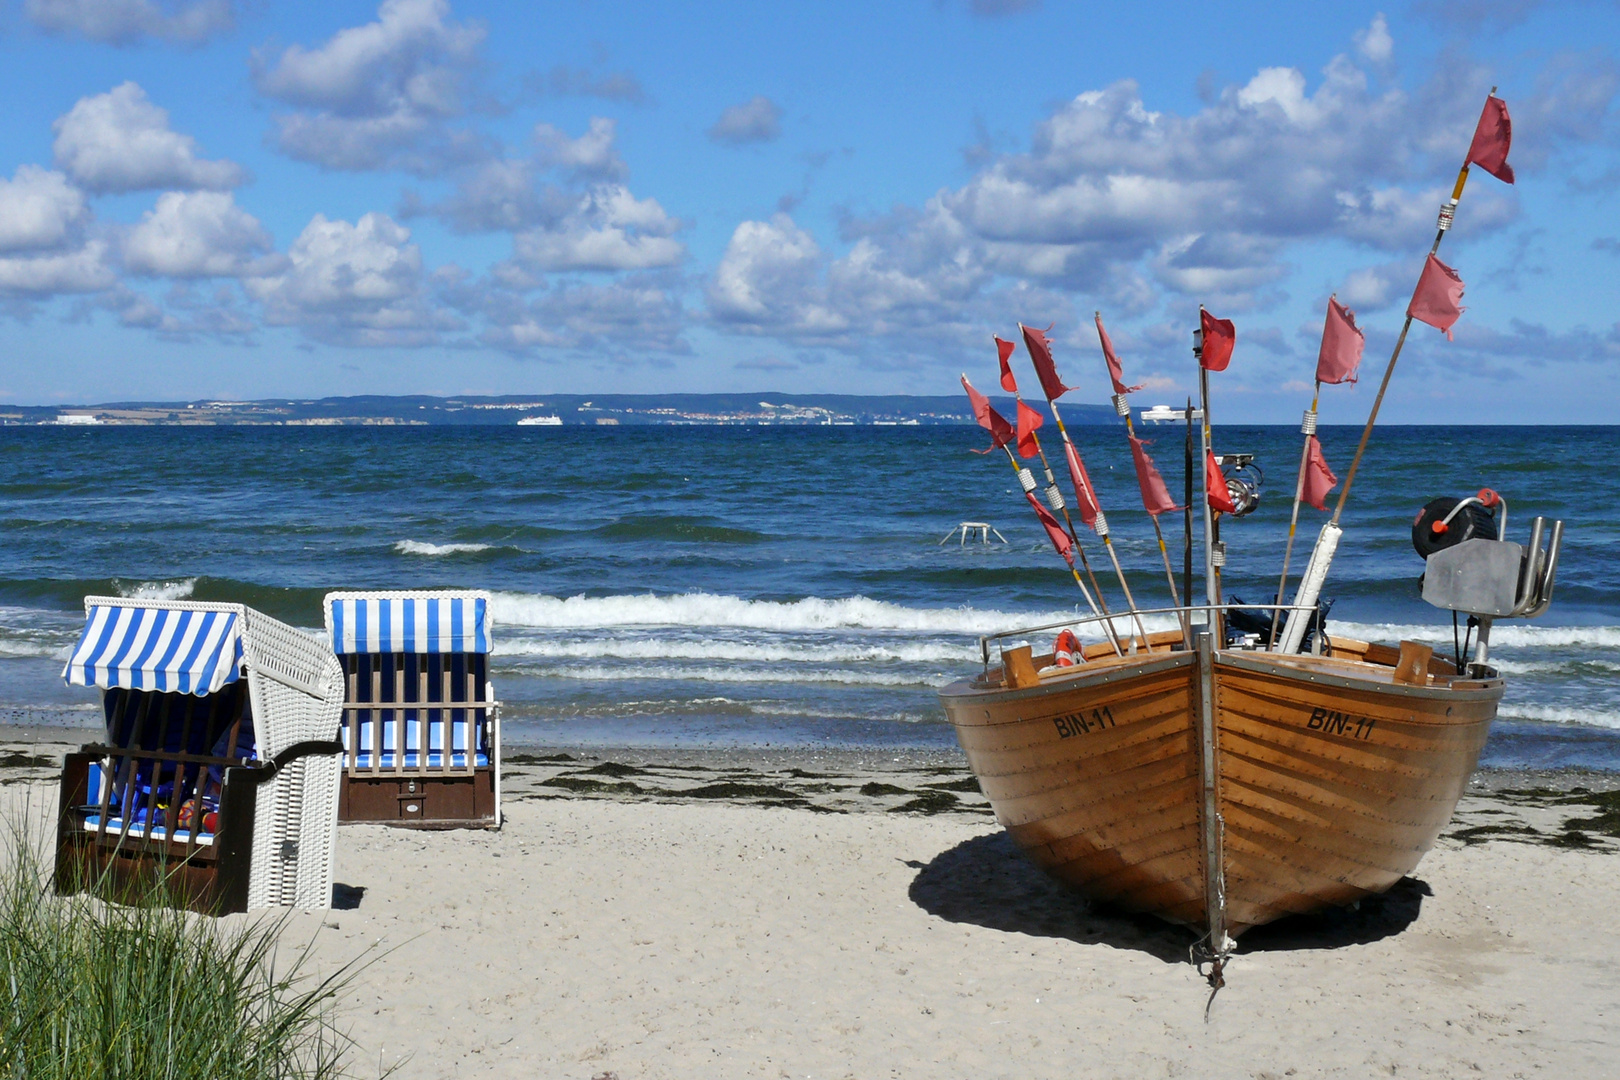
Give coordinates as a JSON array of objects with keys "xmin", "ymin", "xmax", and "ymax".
[{"xmin": 1, "ymin": 392, "xmax": 1124, "ymax": 427}]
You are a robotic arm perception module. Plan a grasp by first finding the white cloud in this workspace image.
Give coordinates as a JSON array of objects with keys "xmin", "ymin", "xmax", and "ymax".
[
  {"xmin": 254, "ymin": 0, "xmax": 488, "ymax": 175},
  {"xmin": 0, "ymin": 166, "xmax": 90, "ymax": 253},
  {"xmin": 0, "ymin": 240, "xmax": 115, "ymax": 295},
  {"xmin": 708, "ymin": 95, "xmax": 783, "ymax": 145},
  {"xmin": 533, "ymin": 118, "xmax": 626, "ymax": 181},
  {"xmin": 124, "ymin": 191, "xmax": 275, "ymax": 277},
  {"xmin": 1354, "ymin": 14, "xmax": 1394, "ymax": 65},
  {"xmin": 245, "ymin": 212, "xmax": 459, "ymax": 345},
  {"xmin": 53, "ymin": 83, "xmax": 245, "ymax": 194},
  {"xmin": 25, "ymin": 0, "xmax": 233, "ymax": 46},
  {"xmin": 511, "ymin": 186, "xmax": 683, "ymax": 272},
  {"xmin": 477, "ymin": 274, "xmax": 687, "ymax": 355},
  {"xmin": 709, "ymin": 214, "xmax": 836, "ymax": 329}
]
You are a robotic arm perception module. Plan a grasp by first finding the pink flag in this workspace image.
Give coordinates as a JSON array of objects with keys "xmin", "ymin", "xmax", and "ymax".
[
  {"xmin": 1063, "ymin": 440, "xmax": 1101, "ymax": 528},
  {"xmin": 1199, "ymin": 308, "xmax": 1235, "ymax": 372},
  {"xmin": 1015, "ymin": 400, "xmax": 1044, "ymax": 459},
  {"xmin": 1407, "ymin": 254, "xmax": 1465, "ymax": 340},
  {"xmin": 1206, "ymin": 451, "xmax": 1236, "ymax": 514},
  {"xmin": 961, "ymin": 375, "xmax": 1013, "ymax": 453},
  {"xmin": 1316, "ymin": 297, "xmax": 1364, "ymax": 385},
  {"xmin": 1466, "ymin": 95, "xmax": 1514, "ymax": 185},
  {"xmin": 1129, "ymin": 435, "xmax": 1179, "ymax": 516},
  {"xmin": 1024, "ymin": 491, "xmax": 1075, "ymax": 567},
  {"xmin": 1301, "ymin": 435, "xmax": 1339, "ymax": 511},
  {"xmin": 995, "ymin": 337, "xmax": 1018, "ymax": 393},
  {"xmin": 1095, "ymin": 313, "xmax": 1143, "ymax": 396},
  {"xmin": 1021, "ymin": 324, "xmax": 1071, "ymax": 401}
]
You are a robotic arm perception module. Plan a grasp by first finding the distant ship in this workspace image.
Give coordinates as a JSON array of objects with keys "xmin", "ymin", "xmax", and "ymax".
[{"xmin": 516, "ymin": 415, "xmax": 562, "ymax": 426}]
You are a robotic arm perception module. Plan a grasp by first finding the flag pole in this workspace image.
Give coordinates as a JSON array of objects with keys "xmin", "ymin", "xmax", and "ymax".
[
  {"xmin": 1268, "ymin": 378, "xmax": 1321, "ymax": 650},
  {"xmin": 1096, "ymin": 313, "xmax": 1184, "ymax": 643},
  {"xmin": 1184, "ymin": 398, "xmax": 1195, "ymax": 639},
  {"xmin": 1021, "ymin": 324, "xmax": 1153, "ymax": 652},
  {"xmin": 996, "ymin": 339, "xmax": 1124, "ymax": 654},
  {"xmin": 1196, "ymin": 309, "xmax": 1222, "ymax": 642},
  {"xmin": 1277, "ymin": 88, "xmax": 1502, "ymax": 655}
]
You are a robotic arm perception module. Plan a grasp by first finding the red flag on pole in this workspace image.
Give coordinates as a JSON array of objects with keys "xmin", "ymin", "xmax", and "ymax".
[
  {"xmin": 961, "ymin": 374, "xmax": 1014, "ymax": 453},
  {"xmin": 1020, "ymin": 323, "xmax": 1071, "ymax": 401},
  {"xmin": 1129, "ymin": 435, "xmax": 1179, "ymax": 516},
  {"xmin": 1015, "ymin": 400, "xmax": 1044, "ymax": 459},
  {"xmin": 1466, "ymin": 95, "xmax": 1514, "ymax": 185},
  {"xmin": 1095, "ymin": 313, "xmax": 1143, "ymax": 396},
  {"xmin": 1023, "ymin": 491, "xmax": 1074, "ymax": 567},
  {"xmin": 1407, "ymin": 254, "xmax": 1466, "ymax": 340},
  {"xmin": 1198, "ymin": 308, "xmax": 1235, "ymax": 372},
  {"xmin": 1061, "ymin": 440, "xmax": 1101, "ymax": 528},
  {"xmin": 995, "ymin": 337, "xmax": 1018, "ymax": 393},
  {"xmin": 1206, "ymin": 450, "xmax": 1237, "ymax": 513},
  {"xmin": 1301, "ymin": 435, "xmax": 1339, "ymax": 511},
  {"xmin": 1316, "ymin": 296, "xmax": 1364, "ymax": 385}
]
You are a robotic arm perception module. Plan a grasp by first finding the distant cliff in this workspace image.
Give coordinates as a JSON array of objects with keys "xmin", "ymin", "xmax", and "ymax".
[{"xmin": 3, "ymin": 393, "xmax": 1123, "ymax": 427}]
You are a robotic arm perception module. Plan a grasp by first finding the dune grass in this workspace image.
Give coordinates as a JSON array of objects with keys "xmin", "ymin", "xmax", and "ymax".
[{"xmin": 0, "ymin": 817, "xmax": 372, "ymax": 1079}]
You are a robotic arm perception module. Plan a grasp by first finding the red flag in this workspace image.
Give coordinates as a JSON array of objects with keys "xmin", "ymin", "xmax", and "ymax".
[
  {"xmin": 1198, "ymin": 308, "xmax": 1235, "ymax": 372},
  {"xmin": 995, "ymin": 337, "xmax": 1018, "ymax": 393},
  {"xmin": 1466, "ymin": 95, "xmax": 1514, "ymax": 185},
  {"xmin": 1024, "ymin": 491, "xmax": 1074, "ymax": 567},
  {"xmin": 1095, "ymin": 313, "xmax": 1143, "ymax": 396},
  {"xmin": 961, "ymin": 374, "xmax": 1013, "ymax": 453},
  {"xmin": 1301, "ymin": 435, "xmax": 1339, "ymax": 511},
  {"xmin": 1063, "ymin": 440, "xmax": 1101, "ymax": 528},
  {"xmin": 1316, "ymin": 296, "xmax": 1364, "ymax": 385},
  {"xmin": 1407, "ymin": 254, "xmax": 1465, "ymax": 340},
  {"xmin": 1015, "ymin": 400, "xmax": 1044, "ymax": 459},
  {"xmin": 1206, "ymin": 450, "xmax": 1236, "ymax": 514},
  {"xmin": 1129, "ymin": 435, "xmax": 1179, "ymax": 516},
  {"xmin": 1021, "ymin": 323, "xmax": 1071, "ymax": 401}
]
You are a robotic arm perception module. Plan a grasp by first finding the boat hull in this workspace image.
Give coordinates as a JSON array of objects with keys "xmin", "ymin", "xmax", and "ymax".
[{"xmin": 939, "ymin": 643, "xmax": 1501, "ymax": 935}]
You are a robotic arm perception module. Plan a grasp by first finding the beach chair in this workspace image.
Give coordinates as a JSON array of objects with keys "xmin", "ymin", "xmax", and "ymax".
[
  {"xmin": 55, "ymin": 597, "xmax": 346, "ymax": 914},
  {"xmin": 324, "ymin": 591, "xmax": 501, "ymax": 829}
]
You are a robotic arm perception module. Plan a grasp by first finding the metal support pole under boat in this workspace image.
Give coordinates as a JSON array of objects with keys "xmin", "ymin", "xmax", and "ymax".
[{"xmin": 1195, "ymin": 631, "xmax": 1231, "ymax": 986}]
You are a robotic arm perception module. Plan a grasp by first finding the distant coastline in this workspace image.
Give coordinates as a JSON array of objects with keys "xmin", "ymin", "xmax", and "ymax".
[{"xmin": 0, "ymin": 392, "xmax": 1123, "ymax": 428}]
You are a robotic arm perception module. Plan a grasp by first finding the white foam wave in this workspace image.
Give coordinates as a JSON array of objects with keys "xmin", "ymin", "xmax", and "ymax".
[
  {"xmin": 490, "ymin": 591, "xmax": 1080, "ymax": 634},
  {"xmin": 395, "ymin": 540, "xmax": 493, "ymax": 556},
  {"xmin": 1489, "ymin": 658, "xmax": 1620, "ymax": 676},
  {"xmin": 521, "ymin": 662, "xmax": 945, "ymax": 688},
  {"xmin": 117, "ymin": 578, "xmax": 196, "ymax": 602},
  {"xmin": 1332, "ymin": 620, "xmax": 1620, "ymax": 651},
  {"xmin": 495, "ymin": 637, "xmax": 977, "ymax": 665},
  {"xmin": 1497, "ymin": 705, "xmax": 1620, "ymax": 731}
]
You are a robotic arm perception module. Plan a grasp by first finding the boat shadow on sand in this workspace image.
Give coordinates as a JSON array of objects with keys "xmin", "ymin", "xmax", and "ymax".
[{"xmin": 907, "ymin": 831, "xmax": 1431, "ymax": 963}]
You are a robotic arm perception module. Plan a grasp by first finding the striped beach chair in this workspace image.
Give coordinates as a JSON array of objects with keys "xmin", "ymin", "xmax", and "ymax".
[
  {"xmin": 56, "ymin": 598, "xmax": 345, "ymax": 913},
  {"xmin": 324, "ymin": 591, "xmax": 501, "ymax": 828}
]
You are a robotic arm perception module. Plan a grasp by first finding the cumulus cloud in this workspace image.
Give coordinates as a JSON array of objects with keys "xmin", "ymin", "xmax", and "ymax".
[
  {"xmin": 532, "ymin": 118, "xmax": 627, "ymax": 181},
  {"xmin": 0, "ymin": 241, "xmax": 115, "ymax": 295},
  {"xmin": 123, "ymin": 191, "xmax": 275, "ymax": 277},
  {"xmin": 25, "ymin": 0, "xmax": 233, "ymax": 46},
  {"xmin": 511, "ymin": 186, "xmax": 683, "ymax": 272},
  {"xmin": 53, "ymin": 83, "xmax": 246, "ymax": 194},
  {"xmin": 253, "ymin": 0, "xmax": 489, "ymax": 175},
  {"xmin": 1354, "ymin": 14, "xmax": 1394, "ymax": 65},
  {"xmin": 476, "ymin": 274, "xmax": 687, "ymax": 355},
  {"xmin": 0, "ymin": 166, "xmax": 90, "ymax": 252},
  {"xmin": 244, "ymin": 212, "xmax": 460, "ymax": 345},
  {"xmin": 708, "ymin": 95, "xmax": 783, "ymax": 145}
]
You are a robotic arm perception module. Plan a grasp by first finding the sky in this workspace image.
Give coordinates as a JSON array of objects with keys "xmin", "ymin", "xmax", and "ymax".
[{"xmin": 0, "ymin": 0, "xmax": 1614, "ymax": 422}]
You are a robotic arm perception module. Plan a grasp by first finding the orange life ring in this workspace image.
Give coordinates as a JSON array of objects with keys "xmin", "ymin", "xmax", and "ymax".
[{"xmin": 1054, "ymin": 629, "xmax": 1082, "ymax": 667}]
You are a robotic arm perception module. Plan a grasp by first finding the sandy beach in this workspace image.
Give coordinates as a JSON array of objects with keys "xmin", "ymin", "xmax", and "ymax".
[{"xmin": 5, "ymin": 727, "xmax": 1618, "ymax": 1079}]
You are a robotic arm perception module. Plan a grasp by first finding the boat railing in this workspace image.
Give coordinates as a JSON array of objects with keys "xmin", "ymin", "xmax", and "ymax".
[{"xmin": 977, "ymin": 602, "xmax": 1325, "ymax": 669}]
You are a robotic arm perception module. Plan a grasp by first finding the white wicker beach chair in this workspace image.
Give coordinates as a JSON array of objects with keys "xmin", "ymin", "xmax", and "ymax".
[
  {"xmin": 56, "ymin": 597, "xmax": 345, "ymax": 912},
  {"xmin": 324, "ymin": 591, "xmax": 501, "ymax": 829}
]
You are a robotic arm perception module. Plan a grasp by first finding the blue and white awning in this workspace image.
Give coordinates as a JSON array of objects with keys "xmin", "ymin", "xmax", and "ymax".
[
  {"xmin": 326, "ymin": 593, "xmax": 491, "ymax": 655},
  {"xmin": 63, "ymin": 603, "xmax": 244, "ymax": 696}
]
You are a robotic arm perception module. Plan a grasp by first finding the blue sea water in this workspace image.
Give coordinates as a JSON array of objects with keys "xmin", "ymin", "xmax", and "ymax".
[{"xmin": 0, "ymin": 423, "xmax": 1614, "ymax": 769}]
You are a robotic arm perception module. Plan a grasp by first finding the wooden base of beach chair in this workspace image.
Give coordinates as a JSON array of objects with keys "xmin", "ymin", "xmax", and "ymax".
[
  {"xmin": 338, "ymin": 768, "xmax": 497, "ymax": 829},
  {"xmin": 54, "ymin": 752, "xmax": 256, "ymax": 916}
]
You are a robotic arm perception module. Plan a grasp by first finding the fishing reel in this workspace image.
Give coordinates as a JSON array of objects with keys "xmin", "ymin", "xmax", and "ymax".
[{"xmin": 1218, "ymin": 453, "xmax": 1263, "ymax": 517}]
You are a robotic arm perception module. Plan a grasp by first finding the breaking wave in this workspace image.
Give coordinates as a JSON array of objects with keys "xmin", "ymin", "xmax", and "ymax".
[
  {"xmin": 395, "ymin": 540, "xmax": 495, "ymax": 556},
  {"xmin": 116, "ymin": 578, "xmax": 197, "ymax": 602},
  {"xmin": 494, "ymin": 636, "xmax": 976, "ymax": 665}
]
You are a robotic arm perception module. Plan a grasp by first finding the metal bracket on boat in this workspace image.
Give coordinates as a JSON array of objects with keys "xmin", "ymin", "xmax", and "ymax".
[{"xmin": 1421, "ymin": 516, "xmax": 1563, "ymax": 619}]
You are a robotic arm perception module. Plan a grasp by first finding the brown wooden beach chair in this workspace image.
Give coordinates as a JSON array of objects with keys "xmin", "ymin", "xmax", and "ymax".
[
  {"xmin": 55, "ymin": 598, "xmax": 346, "ymax": 914},
  {"xmin": 325, "ymin": 591, "xmax": 501, "ymax": 829}
]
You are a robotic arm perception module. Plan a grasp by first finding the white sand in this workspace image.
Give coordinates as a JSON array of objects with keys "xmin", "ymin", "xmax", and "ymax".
[{"xmin": 272, "ymin": 797, "xmax": 1619, "ymax": 1080}]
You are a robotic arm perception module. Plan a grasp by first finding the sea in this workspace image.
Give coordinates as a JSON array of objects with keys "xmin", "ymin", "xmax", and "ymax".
[{"xmin": 0, "ymin": 423, "xmax": 1614, "ymax": 771}]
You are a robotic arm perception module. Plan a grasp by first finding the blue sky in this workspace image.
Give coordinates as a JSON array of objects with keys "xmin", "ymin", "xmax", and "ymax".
[{"xmin": 0, "ymin": 0, "xmax": 1614, "ymax": 421}]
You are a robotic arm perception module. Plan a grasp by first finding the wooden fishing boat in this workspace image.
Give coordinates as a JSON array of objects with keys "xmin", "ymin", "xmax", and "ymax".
[{"xmin": 940, "ymin": 620, "xmax": 1506, "ymax": 940}]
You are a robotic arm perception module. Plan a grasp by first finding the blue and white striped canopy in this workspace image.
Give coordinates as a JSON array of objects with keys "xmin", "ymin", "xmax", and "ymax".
[
  {"xmin": 63, "ymin": 603, "xmax": 244, "ymax": 696},
  {"xmin": 326, "ymin": 593, "xmax": 491, "ymax": 655}
]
